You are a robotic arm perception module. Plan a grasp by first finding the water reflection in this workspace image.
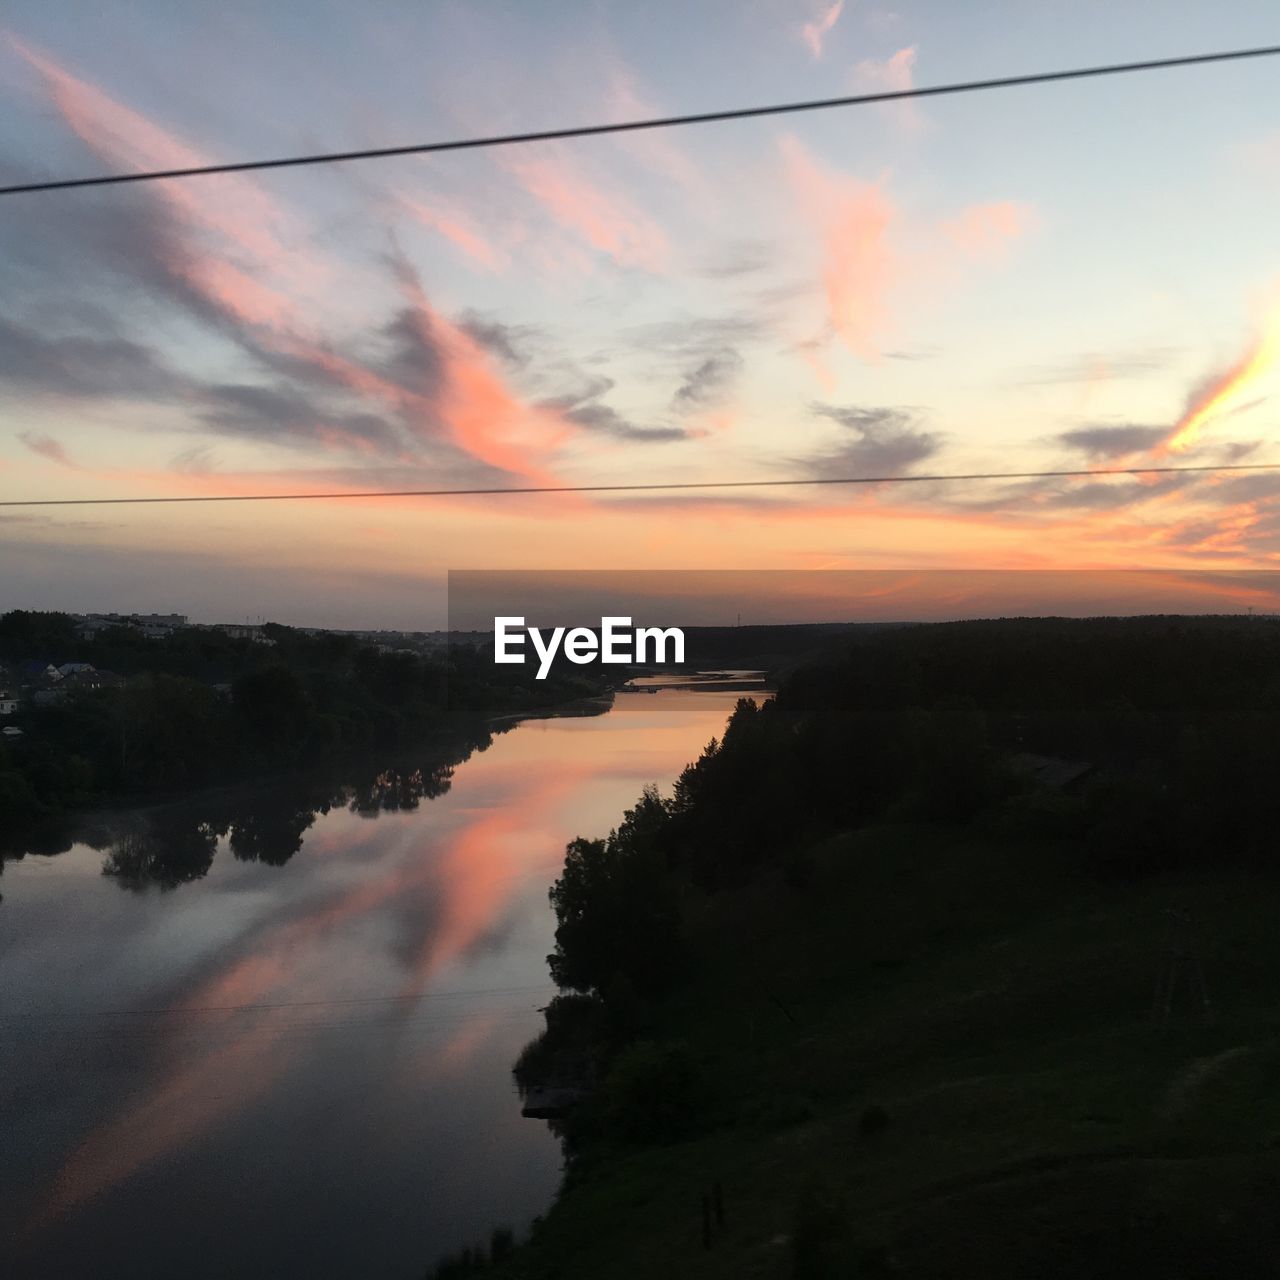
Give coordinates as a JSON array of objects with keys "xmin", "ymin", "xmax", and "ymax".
[{"xmin": 1, "ymin": 689, "xmax": 748, "ymax": 1279}]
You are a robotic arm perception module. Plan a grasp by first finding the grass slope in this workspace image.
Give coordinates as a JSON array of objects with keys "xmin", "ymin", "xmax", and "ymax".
[{"xmin": 493, "ymin": 824, "xmax": 1280, "ymax": 1279}]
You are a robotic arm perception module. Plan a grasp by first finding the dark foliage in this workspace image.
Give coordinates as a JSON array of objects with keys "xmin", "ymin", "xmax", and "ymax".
[
  {"xmin": 530, "ymin": 615, "xmax": 1280, "ymax": 1163},
  {"xmin": 0, "ymin": 611, "xmax": 606, "ymax": 837}
]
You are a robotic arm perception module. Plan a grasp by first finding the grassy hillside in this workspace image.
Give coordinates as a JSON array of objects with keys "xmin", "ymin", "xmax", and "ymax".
[{"xmin": 489, "ymin": 823, "xmax": 1280, "ymax": 1278}]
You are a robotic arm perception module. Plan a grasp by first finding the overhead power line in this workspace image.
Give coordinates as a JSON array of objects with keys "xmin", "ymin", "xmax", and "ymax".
[
  {"xmin": 3, "ymin": 43, "xmax": 1279, "ymax": 196},
  {"xmin": 3, "ymin": 462, "xmax": 1277, "ymax": 508}
]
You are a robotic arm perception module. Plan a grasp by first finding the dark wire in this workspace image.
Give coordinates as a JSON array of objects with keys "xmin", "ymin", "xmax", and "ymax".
[
  {"xmin": 3, "ymin": 43, "xmax": 1279, "ymax": 196},
  {"xmin": 2, "ymin": 462, "xmax": 1276, "ymax": 508}
]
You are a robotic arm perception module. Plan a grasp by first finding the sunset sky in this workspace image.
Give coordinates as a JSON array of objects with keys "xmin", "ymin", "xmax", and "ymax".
[{"xmin": 3, "ymin": 1, "xmax": 1280, "ymax": 628}]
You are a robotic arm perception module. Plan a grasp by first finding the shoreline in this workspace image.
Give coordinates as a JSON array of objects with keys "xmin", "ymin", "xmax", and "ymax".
[{"xmin": 2, "ymin": 693, "xmax": 615, "ymax": 859}]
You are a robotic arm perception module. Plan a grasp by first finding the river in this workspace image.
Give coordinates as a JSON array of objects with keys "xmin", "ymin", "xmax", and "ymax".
[{"xmin": 1, "ymin": 685, "xmax": 754, "ymax": 1279}]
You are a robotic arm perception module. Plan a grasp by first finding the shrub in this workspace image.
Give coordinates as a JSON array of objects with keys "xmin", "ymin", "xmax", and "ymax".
[{"xmin": 599, "ymin": 1039, "xmax": 712, "ymax": 1143}]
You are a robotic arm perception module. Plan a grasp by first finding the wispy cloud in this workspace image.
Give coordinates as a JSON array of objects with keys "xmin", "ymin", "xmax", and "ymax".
[
  {"xmin": 18, "ymin": 431, "xmax": 79, "ymax": 469},
  {"xmin": 3, "ymin": 40, "xmax": 606, "ymax": 486},
  {"xmin": 780, "ymin": 134, "xmax": 1033, "ymax": 363},
  {"xmin": 672, "ymin": 349, "xmax": 744, "ymax": 409},
  {"xmin": 0, "ymin": 315, "xmax": 183, "ymax": 399},
  {"xmin": 781, "ymin": 135, "xmax": 897, "ymax": 360},
  {"xmin": 395, "ymin": 192, "xmax": 505, "ymax": 272},
  {"xmin": 1018, "ymin": 348, "xmax": 1177, "ymax": 386},
  {"xmin": 501, "ymin": 146, "xmax": 668, "ymax": 272},
  {"xmin": 800, "ymin": 0, "xmax": 845, "ymax": 59},
  {"xmin": 455, "ymin": 313, "xmax": 535, "ymax": 367},
  {"xmin": 540, "ymin": 374, "xmax": 688, "ymax": 443},
  {"xmin": 1056, "ymin": 424, "xmax": 1168, "ymax": 459},
  {"xmin": 853, "ymin": 45, "xmax": 925, "ymax": 132},
  {"xmin": 799, "ymin": 403, "xmax": 942, "ymax": 476},
  {"xmin": 940, "ymin": 201, "xmax": 1035, "ymax": 260},
  {"xmin": 1164, "ymin": 300, "xmax": 1280, "ymax": 452}
]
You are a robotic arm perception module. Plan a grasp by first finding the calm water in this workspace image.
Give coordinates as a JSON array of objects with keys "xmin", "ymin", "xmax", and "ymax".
[{"xmin": 1, "ymin": 688, "xmax": 750, "ymax": 1279}]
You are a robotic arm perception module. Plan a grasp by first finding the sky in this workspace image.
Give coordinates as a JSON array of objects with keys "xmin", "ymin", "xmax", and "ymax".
[{"xmin": 3, "ymin": 0, "xmax": 1280, "ymax": 629}]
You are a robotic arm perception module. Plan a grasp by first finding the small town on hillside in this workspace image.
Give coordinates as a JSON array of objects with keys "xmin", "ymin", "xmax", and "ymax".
[{"xmin": 0, "ymin": 612, "xmax": 469, "ymax": 737}]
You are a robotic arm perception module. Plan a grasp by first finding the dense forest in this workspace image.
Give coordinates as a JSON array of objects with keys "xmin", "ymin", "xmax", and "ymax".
[
  {"xmin": 466, "ymin": 614, "xmax": 1280, "ymax": 1280},
  {"xmin": 0, "ymin": 610, "xmax": 606, "ymax": 833},
  {"xmin": 539, "ymin": 614, "xmax": 1280, "ymax": 1014}
]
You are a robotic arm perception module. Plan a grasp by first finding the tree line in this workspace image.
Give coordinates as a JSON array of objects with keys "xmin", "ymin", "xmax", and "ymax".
[
  {"xmin": 0, "ymin": 610, "xmax": 605, "ymax": 833},
  {"xmin": 518, "ymin": 614, "xmax": 1280, "ymax": 1151}
]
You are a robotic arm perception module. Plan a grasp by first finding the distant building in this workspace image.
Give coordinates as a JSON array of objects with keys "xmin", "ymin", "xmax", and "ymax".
[
  {"xmin": 0, "ymin": 691, "xmax": 18, "ymax": 716},
  {"xmin": 74, "ymin": 612, "xmax": 189, "ymax": 639},
  {"xmin": 210, "ymin": 624, "xmax": 275, "ymax": 645},
  {"xmin": 17, "ymin": 660, "xmax": 60, "ymax": 683},
  {"xmin": 62, "ymin": 669, "xmax": 123, "ymax": 692},
  {"xmin": 57, "ymin": 662, "xmax": 95, "ymax": 678}
]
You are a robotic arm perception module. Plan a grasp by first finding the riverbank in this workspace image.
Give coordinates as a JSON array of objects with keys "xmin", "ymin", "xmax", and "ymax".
[{"xmin": 1, "ymin": 686, "xmax": 611, "ymax": 861}]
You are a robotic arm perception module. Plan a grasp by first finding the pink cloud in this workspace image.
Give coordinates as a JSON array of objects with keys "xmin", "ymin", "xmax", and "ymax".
[
  {"xmin": 386, "ymin": 250, "xmax": 570, "ymax": 480},
  {"xmin": 781, "ymin": 136, "xmax": 1034, "ymax": 366},
  {"xmin": 397, "ymin": 193, "xmax": 505, "ymax": 272},
  {"xmin": 781, "ymin": 136, "xmax": 898, "ymax": 360},
  {"xmin": 801, "ymin": 0, "xmax": 845, "ymax": 59},
  {"xmin": 9, "ymin": 38, "xmax": 590, "ymax": 480},
  {"xmin": 8, "ymin": 36, "xmax": 322, "ymax": 307},
  {"xmin": 501, "ymin": 147, "xmax": 668, "ymax": 271}
]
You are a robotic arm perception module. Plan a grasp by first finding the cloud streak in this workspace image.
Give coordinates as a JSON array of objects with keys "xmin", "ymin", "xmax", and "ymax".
[
  {"xmin": 1165, "ymin": 302, "xmax": 1280, "ymax": 452},
  {"xmin": 800, "ymin": 0, "xmax": 845, "ymax": 59},
  {"xmin": 541, "ymin": 375, "xmax": 688, "ymax": 443},
  {"xmin": 800, "ymin": 403, "xmax": 942, "ymax": 477},
  {"xmin": 782, "ymin": 136, "xmax": 898, "ymax": 361},
  {"xmin": 17, "ymin": 432, "xmax": 79, "ymax": 469},
  {"xmin": 672, "ymin": 349, "xmax": 743, "ymax": 409},
  {"xmin": 1056, "ymin": 424, "xmax": 1168, "ymax": 459}
]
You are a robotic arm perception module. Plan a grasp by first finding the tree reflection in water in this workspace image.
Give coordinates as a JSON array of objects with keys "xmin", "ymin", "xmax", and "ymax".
[
  {"xmin": 102, "ymin": 818, "xmax": 221, "ymax": 890},
  {"xmin": 0, "ymin": 717, "xmax": 540, "ymax": 892},
  {"xmin": 2, "ymin": 733, "xmax": 495, "ymax": 892}
]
